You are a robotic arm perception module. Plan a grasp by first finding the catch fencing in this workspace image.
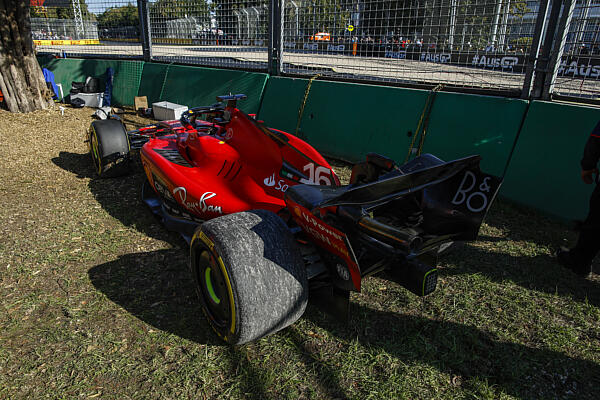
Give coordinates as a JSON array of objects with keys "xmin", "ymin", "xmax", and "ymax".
[{"xmin": 32, "ymin": 0, "xmax": 600, "ymax": 101}]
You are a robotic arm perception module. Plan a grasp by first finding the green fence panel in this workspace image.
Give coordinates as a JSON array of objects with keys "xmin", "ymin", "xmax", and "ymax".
[
  {"xmin": 158, "ymin": 65, "xmax": 268, "ymax": 114},
  {"xmin": 37, "ymin": 54, "xmax": 54, "ymax": 69},
  {"xmin": 287, "ymin": 79, "xmax": 430, "ymax": 163},
  {"xmin": 39, "ymin": 58, "xmax": 144, "ymax": 106},
  {"xmin": 257, "ymin": 76, "xmax": 312, "ymax": 134},
  {"xmin": 137, "ymin": 63, "xmax": 170, "ymax": 105},
  {"xmin": 35, "ymin": 58, "xmax": 87, "ymax": 101},
  {"xmin": 97, "ymin": 59, "xmax": 144, "ymax": 106},
  {"xmin": 33, "ymin": 57, "xmax": 600, "ymax": 222},
  {"xmin": 422, "ymin": 92, "xmax": 528, "ymax": 177},
  {"xmin": 258, "ymin": 79, "xmax": 527, "ymax": 175},
  {"xmin": 502, "ymin": 101, "xmax": 600, "ymax": 220}
]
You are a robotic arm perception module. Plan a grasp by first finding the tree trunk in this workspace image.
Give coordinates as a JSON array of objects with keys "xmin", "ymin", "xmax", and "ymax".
[{"xmin": 0, "ymin": 0, "xmax": 53, "ymax": 113}]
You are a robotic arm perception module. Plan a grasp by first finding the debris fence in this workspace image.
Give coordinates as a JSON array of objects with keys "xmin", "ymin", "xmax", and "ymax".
[{"xmin": 32, "ymin": 0, "xmax": 600, "ymax": 100}]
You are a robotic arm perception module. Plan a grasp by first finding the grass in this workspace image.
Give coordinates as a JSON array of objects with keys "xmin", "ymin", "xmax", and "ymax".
[{"xmin": 0, "ymin": 106, "xmax": 599, "ymax": 399}]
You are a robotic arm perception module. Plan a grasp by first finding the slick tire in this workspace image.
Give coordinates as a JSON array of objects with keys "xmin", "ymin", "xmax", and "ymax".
[
  {"xmin": 190, "ymin": 210, "xmax": 308, "ymax": 345},
  {"xmin": 88, "ymin": 119, "xmax": 130, "ymax": 178}
]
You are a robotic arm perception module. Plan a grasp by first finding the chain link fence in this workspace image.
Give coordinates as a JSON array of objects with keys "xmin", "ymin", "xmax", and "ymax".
[
  {"xmin": 147, "ymin": 0, "xmax": 269, "ymax": 69},
  {"xmin": 31, "ymin": 0, "xmax": 600, "ymax": 101},
  {"xmin": 32, "ymin": 0, "xmax": 143, "ymax": 57},
  {"xmin": 31, "ymin": 17, "xmax": 99, "ymax": 41},
  {"xmin": 550, "ymin": 0, "xmax": 600, "ymax": 98},
  {"xmin": 280, "ymin": 0, "xmax": 538, "ymax": 94}
]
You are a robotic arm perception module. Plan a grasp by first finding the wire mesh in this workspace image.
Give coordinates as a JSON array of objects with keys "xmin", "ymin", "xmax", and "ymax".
[
  {"xmin": 551, "ymin": 0, "xmax": 600, "ymax": 99},
  {"xmin": 282, "ymin": 0, "xmax": 540, "ymax": 93},
  {"xmin": 31, "ymin": 17, "xmax": 99, "ymax": 40},
  {"xmin": 29, "ymin": 1, "xmax": 600, "ymax": 100},
  {"xmin": 147, "ymin": 0, "xmax": 269, "ymax": 69},
  {"xmin": 32, "ymin": 0, "xmax": 143, "ymax": 58}
]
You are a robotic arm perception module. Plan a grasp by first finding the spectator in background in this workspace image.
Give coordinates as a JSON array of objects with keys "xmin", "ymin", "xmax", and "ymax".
[{"xmin": 557, "ymin": 121, "xmax": 600, "ymax": 277}]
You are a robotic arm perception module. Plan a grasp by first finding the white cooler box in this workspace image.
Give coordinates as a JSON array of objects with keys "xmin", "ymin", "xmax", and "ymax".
[
  {"xmin": 71, "ymin": 92, "xmax": 104, "ymax": 108},
  {"xmin": 152, "ymin": 101, "xmax": 188, "ymax": 121}
]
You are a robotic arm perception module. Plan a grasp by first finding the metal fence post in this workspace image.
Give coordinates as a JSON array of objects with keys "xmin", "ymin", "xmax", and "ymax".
[
  {"xmin": 268, "ymin": 0, "xmax": 284, "ymax": 75},
  {"xmin": 138, "ymin": 0, "xmax": 152, "ymax": 62},
  {"xmin": 521, "ymin": 0, "xmax": 550, "ymax": 99},
  {"xmin": 542, "ymin": 0, "xmax": 577, "ymax": 100},
  {"xmin": 527, "ymin": 0, "xmax": 566, "ymax": 99}
]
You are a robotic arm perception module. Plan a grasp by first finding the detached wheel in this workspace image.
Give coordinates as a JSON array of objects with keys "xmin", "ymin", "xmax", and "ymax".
[
  {"xmin": 88, "ymin": 119, "xmax": 130, "ymax": 178},
  {"xmin": 190, "ymin": 210, "xmax": 308, "ymax": 344}
]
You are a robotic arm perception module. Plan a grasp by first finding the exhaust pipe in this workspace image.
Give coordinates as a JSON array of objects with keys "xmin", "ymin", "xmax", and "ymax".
[
  {"xmin": 336, "ymin": 206, "xmax": 423, "ymax": 252},
  {"xmin": 357, "ymin": 217, "xmax": 423, "ymax": 252}
]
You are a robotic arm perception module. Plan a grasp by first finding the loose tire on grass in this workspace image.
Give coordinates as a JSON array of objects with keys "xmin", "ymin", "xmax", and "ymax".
[
  {"xmin": 190, "ymin": 210, "xmax": 308, "ymax": 344},
  {"xmin": 88, "ymin": 119, "xmax": 130, "ymax": 178}
]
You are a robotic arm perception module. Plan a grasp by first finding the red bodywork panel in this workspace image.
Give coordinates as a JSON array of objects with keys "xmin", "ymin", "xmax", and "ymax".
[
  {"xmin": 140, "ymin": 107, "xmax": 338, "ymax": 220},
  {"xmin": 286, "ymin": 198, "xmax": 362, "ymax": 291}
]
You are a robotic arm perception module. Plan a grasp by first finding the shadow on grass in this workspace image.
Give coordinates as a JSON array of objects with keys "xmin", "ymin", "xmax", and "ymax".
[
  {"xmin": 433, "ymin": 200, "xmax": 600, "ymax": 308},
  {"xmin": 300, "ymin": 303, "xmax": 600, "ymax": 399},
  {"xmin": 52, "ymin": 151, "xmax": 182, "ymax": 246},
  {"xmin": 59, "ymin": 150, "xmax": 600, "ymax": 398},
  {"xmin": 88, "ymin": 249, "xmax": 221, "ymax": 345},
  {"xmin": 87, "ymin": 246, "xmax": 600, "ymax": 399},
  {"xmin": 442, "ymin": 242, "xmax": 600, "ymax": 309},
  {"xmin": 225, "ymin": 347, "xmax": 272, "ymax": 400},
  {"xmin": 286, "ymin": 327, "xmax": 349, "ymax": 399},
  {"xmin": 57, "ymin": 151, "xmax": 296, "ymax": 397},
  {"xmin": 88, "ymin": 249, "xmax": 286, "ymax": 399}
]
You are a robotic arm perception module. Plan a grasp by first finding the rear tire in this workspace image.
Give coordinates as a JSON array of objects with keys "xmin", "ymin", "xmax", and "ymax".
[
  {"xmin": 190, "ymin": 210, "xmax": 308, "ymax": 344},
  {"xmin": 88, "ymin": 119, "xmax": 130, "ymax": 178}
]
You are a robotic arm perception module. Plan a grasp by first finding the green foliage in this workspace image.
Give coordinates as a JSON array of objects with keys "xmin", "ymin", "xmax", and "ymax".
[
  {"xmin": 361, "ymin": 0, "xmax": 414, "ymax": 38},
  {"xmin": 30, "ymin": 1, "xmax": 94, "ymax": 20},
  {"xmin": 510, "ymin": 1, "xmax": 531, "ymax": 18},
  {"xmin": 150, "ymin": 0, "xmax": 212, "ymax": 20},
  {"xmin": 449, "ymin": 0, "xmax": 531, "ymax": 49},
  {"xmin": 512, "ymin": 36, "xmax": 533, "ymax": 47},
  {"xmin": 97, "ymin": 4, "xmax": 139, "ymax": 29}
]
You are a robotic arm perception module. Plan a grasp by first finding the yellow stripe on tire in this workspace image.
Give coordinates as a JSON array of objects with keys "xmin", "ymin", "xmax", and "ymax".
[
  {"xmin": 91, "ymin": 127, "xmax": 102, "ymax": 174},
  {"xmin": 192, "ymin": 231, "xmax": 236, "ymax": 335}
]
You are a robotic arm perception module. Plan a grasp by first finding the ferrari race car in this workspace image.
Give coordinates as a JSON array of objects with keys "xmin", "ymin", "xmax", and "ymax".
[{"xmin": 87, "ymin": 94, "xmax": 502, "ymax": 344}]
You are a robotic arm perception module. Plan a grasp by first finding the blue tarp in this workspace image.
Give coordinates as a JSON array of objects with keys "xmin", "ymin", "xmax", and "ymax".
[
  {"xmin": 103, "ymin": 67, "xmax": 114, "ymax": 106},
  {"xmin": 42, "ymin": 68, "xmax": 58, "ymax": 100}
]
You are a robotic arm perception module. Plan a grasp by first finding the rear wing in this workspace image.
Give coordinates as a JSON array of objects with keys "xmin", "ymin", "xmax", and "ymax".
[{"xmin": 287, "ymin": 154, "xmax": 502, "ymax": 242}]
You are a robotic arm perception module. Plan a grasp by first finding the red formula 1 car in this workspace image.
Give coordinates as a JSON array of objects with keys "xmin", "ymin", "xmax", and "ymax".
[{"xmin": 88, "ymin": 94, "xmax": 502, "ymax": 344}]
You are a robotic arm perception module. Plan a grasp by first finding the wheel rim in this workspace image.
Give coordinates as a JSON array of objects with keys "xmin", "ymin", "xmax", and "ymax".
[
  {"xmin": 204, "ymin": 267, "xmax": 221, "ymax": 304},
  {"xmin": 197, "ymin": 249, "xmax": 230, "ymax": 329}
]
